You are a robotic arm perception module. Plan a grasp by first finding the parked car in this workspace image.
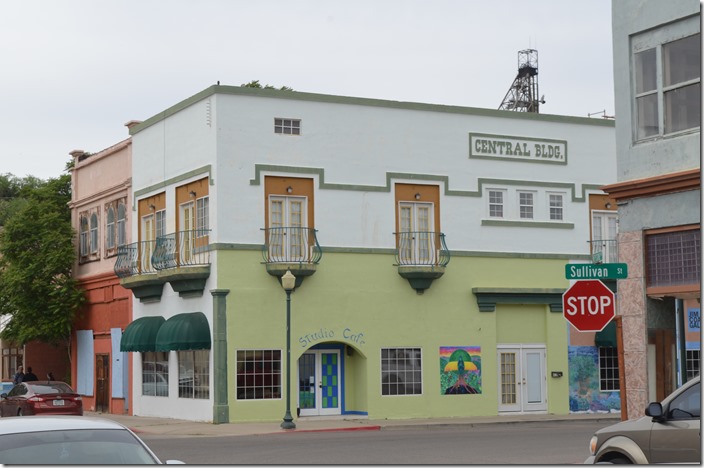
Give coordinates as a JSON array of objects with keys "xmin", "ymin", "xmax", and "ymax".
[
  {"xmin": 585, "ymin": 375, "xmax": 700, "ymax": 464},
  {"xmin": 0, "ymin": 416, "xmax": 184, "ymax": 464},
  {"xmin": 0, "ymin": 381, "xmax": 83, "ymax": 417},
  {"xmin": 0, "ymin": 381, "xmax": 14, "ymax": 395}
]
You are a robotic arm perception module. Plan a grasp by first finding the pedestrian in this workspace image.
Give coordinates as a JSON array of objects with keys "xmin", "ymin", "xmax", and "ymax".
[
  {"xmin": 23, "ymin": 367, "xmax": 38, "ymax": 382},
  {"xmin": 47, "ymin": 371, "xmax": 55, "ymax": 381},
  {"xmin": 12, "ymin": 366, "xmax": 24, "ymax": 385}
]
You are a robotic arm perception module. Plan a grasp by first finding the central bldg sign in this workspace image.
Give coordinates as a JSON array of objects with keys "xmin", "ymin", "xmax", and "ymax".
[{"xmin": 469, "ymin": 132, "xmax": 568, "ymax": 164}]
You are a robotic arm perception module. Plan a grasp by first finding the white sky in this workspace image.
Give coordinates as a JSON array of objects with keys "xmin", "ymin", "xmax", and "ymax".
[{"xmin": 1, "ymin": 0, "xmax": 614, "ymax": 180}]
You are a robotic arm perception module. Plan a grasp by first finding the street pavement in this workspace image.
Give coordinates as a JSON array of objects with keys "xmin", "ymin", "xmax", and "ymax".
[{"xmin": 84, "ymin": 410, "xmax": 621, "ymax": 438}]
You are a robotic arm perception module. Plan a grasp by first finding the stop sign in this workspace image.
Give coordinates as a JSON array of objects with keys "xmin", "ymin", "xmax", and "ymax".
[{"xmin": 562, "ymin": 280, "xmax": 615, "ymax": 332}]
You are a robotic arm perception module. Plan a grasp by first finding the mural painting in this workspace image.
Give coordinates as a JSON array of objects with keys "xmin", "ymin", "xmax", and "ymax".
[
  {"xmin": 440, "ymin": 346, "xmax": 481, "ymax": 394},
  {"xmin": 568, "ymin": 346, "xmax": 620, "ymax": 413}
]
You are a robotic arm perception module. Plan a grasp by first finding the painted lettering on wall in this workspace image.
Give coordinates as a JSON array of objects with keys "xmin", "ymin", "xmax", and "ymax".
[
  {"xmin": 469, "ymin": 133, "xmax": 568, "ymax": 164},
  {"xmin": 298, "ymin": 327, "xmax": 367, "ymax": 348},
  {"xmin": 688, "ymin": 309, "xmax": 700, "ymax": 332}
]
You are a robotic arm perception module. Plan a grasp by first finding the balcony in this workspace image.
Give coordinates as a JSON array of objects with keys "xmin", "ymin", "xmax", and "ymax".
[
  {"xmin": 261, "ymin": 227, "xmax": 322, "ymax": 288},
  {"xmin": 394, "ymin": 231, "xmax": 450, "ymax": 294},
  {"xmin": 115, "ymin": 240, "xmax": 164, "ymax": 303},
  {"xmin": 588, "ymin": 239, "xmax": 618, "ymax": 264},
  {"xmin": 115, "ymin": 230, "xmax": 211, "ymax": 301},
  {"xmin": 152, "ymin": 229, "xmax": 211, "ymax": 298}
]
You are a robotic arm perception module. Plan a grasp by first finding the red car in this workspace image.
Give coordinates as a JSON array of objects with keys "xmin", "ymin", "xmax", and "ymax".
[{"xmin": 0, "ymin": 381, "xmax": 83, "ymax": 417}]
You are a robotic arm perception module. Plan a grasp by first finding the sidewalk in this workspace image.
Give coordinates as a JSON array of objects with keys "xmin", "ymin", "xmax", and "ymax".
[{"xmin": 84, "ymin": 411, "xmax": 621, "ymax": 438}]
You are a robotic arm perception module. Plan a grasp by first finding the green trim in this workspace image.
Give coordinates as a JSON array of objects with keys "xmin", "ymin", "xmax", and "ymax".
[
  {"xmin": 481, "ymin": 219, "xmax": 575, "ymax": 229},
  {"xmin": 210, "ymin": 242, "xmax": 589, "ymax": 260},
  {"xmin": 129, "ymin": 85, "xmax": 614, "ymax": 136},
  {"xmin": 595, "ymin": 320, "xmax": 617, "ymax": 347},
  {"xmin": 211, "ymin": 289, "xmax": 230, "ymax": 424},
  {"xmin": 133, "ymin": 165, "xmax": 212, "ymax": 210},
  {"xmin": 249, "ymin": 164, "xmax": 604, "ymax": 203},
  {"xmin": 472, "ymin": 287, "xmax": 566, "ymax": 312}
]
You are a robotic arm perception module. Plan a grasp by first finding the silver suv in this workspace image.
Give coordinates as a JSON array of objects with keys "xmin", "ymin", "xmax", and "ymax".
[{"xmin": 585, "ymin": 375, "xmax": 700, "ymax": 464}]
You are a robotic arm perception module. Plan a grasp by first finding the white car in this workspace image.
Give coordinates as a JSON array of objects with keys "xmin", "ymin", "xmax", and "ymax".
[{"xmin": 0, "ymin": 416, "xmax": 184, "ymax": 464}]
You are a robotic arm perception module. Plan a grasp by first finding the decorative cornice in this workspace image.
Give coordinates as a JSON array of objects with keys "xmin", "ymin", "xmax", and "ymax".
[{"xmin": 601, "ymin": 168, "xmax": 700, "ymax": 201}]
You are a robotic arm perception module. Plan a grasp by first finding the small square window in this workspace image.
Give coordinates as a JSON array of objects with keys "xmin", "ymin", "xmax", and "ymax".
[
  {"xmin": 548, "ymin": 193, "xmax": 564, "ymax": 221},
  {"xmin": 275, "ymin": 118, "xmax": 301, "ymax": 135}
]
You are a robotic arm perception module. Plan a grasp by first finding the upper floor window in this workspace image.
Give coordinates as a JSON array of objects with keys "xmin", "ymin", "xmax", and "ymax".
[
  {"xmin": 79, "ymin": 216, "xmax": 89, "ymax": 257},
  {"xmin": 106, "ymin": 206, "xmax": 115, "ymax": 250},
  {"xmin": 518, "ymin": 191, "xmax": 534, "ymax": 220},
  {"xmin": 90, "ymin": 213, "xmax": 99, "ymax": 254},
  {"xmin": 548, "ymin": 193, "xmax": 564, "ymax": 221},
  {"xmin": 634, "ymin": 32, "xmax": 700, "ymax": 140},
  {"xmin": 274, "ymin": 118, "xmax": 301, "ymax": 135},
  {"xmin": 646, "ymin": 228, "xmax": 701, "ymax": 288},
  {"xmin": 488, "ymin": 190, "xmax": 505, "ymax": 218},
  {"xmin": 196, "ymin": 196, "xmax": 209, "ymax": 236},
  {"xmin": 117, "ymin": 202, "xmax": 126, "ymax": 247},
  {"xmin": 155, "ymin": 209, "xmax": 166, "ymax": 238}
]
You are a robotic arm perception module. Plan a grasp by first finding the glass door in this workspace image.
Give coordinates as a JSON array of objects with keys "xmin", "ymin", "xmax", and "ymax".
[
  {"xmin": 297, "ymin": 350, "xmax": 341, "ymax": 416},
  {"xmin": 497, "ymin": 345, "xmax": 547, "ymax": 413},
  {"xmin": 399, "ymin": 202, "xmax": 434, "ymax": 265}
]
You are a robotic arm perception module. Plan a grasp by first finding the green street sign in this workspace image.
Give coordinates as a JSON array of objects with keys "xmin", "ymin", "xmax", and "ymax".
[{"xmin": 565, "ymin": 263, "xmax": 628, "ymax": 280}]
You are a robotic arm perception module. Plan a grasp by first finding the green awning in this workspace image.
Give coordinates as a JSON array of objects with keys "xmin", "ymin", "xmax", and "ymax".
[
  {"xmin": 595, "ymin": 320, "xmax": 617, "ymax": 347},
  {"xmin": 155, "ymin": 312, "xmax": 211, "ymax": 351},
  {"xmin": 120, "ymin": 316, "xmax": 166, "ymax": 352}
]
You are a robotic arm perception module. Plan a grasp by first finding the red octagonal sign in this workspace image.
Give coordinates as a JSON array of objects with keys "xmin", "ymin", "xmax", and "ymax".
[{"xmin": 563, "ymin": 280, "xmax": 615, "ymax": 332}]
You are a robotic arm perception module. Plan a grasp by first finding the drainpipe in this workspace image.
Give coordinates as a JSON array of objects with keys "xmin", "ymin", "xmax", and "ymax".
[{"xmin": 675, "ymin": 299, "xmax": 686, "ymax": 387}]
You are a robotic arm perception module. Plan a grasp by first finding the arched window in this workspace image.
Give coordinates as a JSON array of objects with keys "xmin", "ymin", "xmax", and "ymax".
[
  {"xmin": 117, "ymin": 202, "xmax": 126, "ymax": 246},
  {"xmin": 90, "ymin": 213, "xmax": 99, "ymax": 254},
  {"xmin": 106, "ymin": 206, "xmax": 115, "ymax": 250},
  {"xmin": 80, "ymin": 216, "xmax": 89, "ymax": 257}
]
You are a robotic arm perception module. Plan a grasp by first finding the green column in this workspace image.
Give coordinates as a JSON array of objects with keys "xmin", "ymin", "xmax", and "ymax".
[{"xmin": 211, "ymin": 288, "xmax": 230, "ymax": 424}]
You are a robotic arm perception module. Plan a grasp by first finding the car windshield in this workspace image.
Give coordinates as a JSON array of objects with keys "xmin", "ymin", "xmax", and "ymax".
[
  {"xmin": 27, "ymin": 383, "xmax": 74, "ymax": 394},
  {"xmin": 0, "ymin": 428, "xmax": 159, "ymax": 464}
]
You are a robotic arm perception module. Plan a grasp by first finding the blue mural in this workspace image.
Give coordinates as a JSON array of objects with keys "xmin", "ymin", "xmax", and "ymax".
[{"xmin": 568, "ymin": 346, "xmax": 621, "ymax": 413}]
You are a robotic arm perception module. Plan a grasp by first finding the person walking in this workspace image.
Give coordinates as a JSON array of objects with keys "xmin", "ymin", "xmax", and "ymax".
[
  {"xmin": 12, "ymin": 366, "xmax": 24, "ymax": 385},
  {"xmin": 23, "ymin": 367, "xmax": 38, "ymax": 382}
]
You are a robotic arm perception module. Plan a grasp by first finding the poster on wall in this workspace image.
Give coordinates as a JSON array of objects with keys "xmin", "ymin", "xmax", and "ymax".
[{"xmin": 440, "ymin": 346, "xmax": 481, "ymax": 394}]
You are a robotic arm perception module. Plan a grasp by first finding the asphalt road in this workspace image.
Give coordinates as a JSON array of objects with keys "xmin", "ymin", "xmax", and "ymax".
[{"xmin": 142, "ymin": 420, "xmax": 604, "ymax": 464}]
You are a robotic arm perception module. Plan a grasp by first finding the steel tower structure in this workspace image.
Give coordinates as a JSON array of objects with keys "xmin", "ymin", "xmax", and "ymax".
[{"xmin": 498, "ymin": 49, "xmax": 544, "ymax": 113}]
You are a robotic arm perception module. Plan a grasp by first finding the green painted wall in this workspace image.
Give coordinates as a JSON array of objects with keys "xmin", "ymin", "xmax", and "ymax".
[{"xmin": 218, "ymin": 248, "xmax": 570, "ymax": 422}]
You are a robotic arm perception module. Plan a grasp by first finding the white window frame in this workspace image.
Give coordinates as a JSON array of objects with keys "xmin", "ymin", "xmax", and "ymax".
[
  {"xmin": 106, "ymin": 205, "xmax": 115, "ymax": 250},
  {"xmin": 274, "ymin": 118, "xmax": 301, "ymax": 135},
  {"xmin": 598, "ymin": 346, "xmax": 620, "ymax": 392},
  {"xmin": 487, "ymin": 189, "xmax": 506, "ymax": 219},
  {"xmin": 236, "ymin": 349, "xmax": 282, "ymax": 400},
  {"xmin": 547, "ymin": 192, "xmax": 565, "ymax": 221},
  {"xmin": 89, "ymin": 212, "xmax": 99, "ymax": 254},
  {"xmin": 380, "ymin": 347, "xmax": 423, "ymax": 396},
  {"xmin": 177, "ymin": 350, "xmax": 210, "ymax": 400},
  {"xmin": 79, "ymin": 215, "xmax": 90, "ymax": 257},
  {"xmin": 117, "ymin": 202, "xmax": 127, "ymax": 247},
  {"xmin": 632, "ymin": 22, "xmax": 700, "ymax": 141},
  {"xmin": 196, "ymin": 196, "xmax": 209, "ymax": 237},
  {"xmin": 517, "ymin": 191, "xmax": 535, "ymax": 220}
]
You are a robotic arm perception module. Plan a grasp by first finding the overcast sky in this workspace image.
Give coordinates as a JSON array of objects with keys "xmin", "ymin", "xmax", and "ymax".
[{"xmin": 1, "ymin": 0, "xmax": 614, "ymax": 180}]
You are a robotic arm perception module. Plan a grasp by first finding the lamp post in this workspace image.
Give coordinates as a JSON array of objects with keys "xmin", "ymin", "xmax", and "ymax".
[{"xmin": 280, "ymin": 270, "xmax": 296, "ymax": 429}]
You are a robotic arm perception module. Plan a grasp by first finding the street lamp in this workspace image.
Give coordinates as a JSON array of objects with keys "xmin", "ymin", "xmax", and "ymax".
[{"xmin": 280, "ymin": 269, "xmax": 296, "ymax": 429}]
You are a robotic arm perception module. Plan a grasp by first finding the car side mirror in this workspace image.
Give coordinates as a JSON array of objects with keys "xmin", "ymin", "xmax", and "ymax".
[{"xmin": 646, "ymin": 402, "xmax": 664, "ymax": 419}]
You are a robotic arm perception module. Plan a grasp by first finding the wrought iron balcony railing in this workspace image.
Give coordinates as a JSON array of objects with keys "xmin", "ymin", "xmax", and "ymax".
[
  {"xmin": 261, "ymin": 227, "xmax": 322, "ymax": 264},
  {"xmin": 152, "ymin": 229, "xmax": 211, "ymax": 270},
  {"xmin": 114, "ymin": 240, "xmax": 158, "ymax": 278},
  {"xmin": 394, "ymin": 231, "xmax": 450, "ymax": 267},
  {"xmin": 588, "ymin": 239, "xmax": 618, "ymax": 264}
]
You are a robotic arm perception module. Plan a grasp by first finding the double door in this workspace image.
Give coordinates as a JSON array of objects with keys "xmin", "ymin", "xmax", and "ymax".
[
  {"xmin": 497, "ymin": 345, "xmax": 547, "ymax": 413},
  {"xmin": 298, "ymin": 350, "xmax": 341, "ymax": 416}
]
